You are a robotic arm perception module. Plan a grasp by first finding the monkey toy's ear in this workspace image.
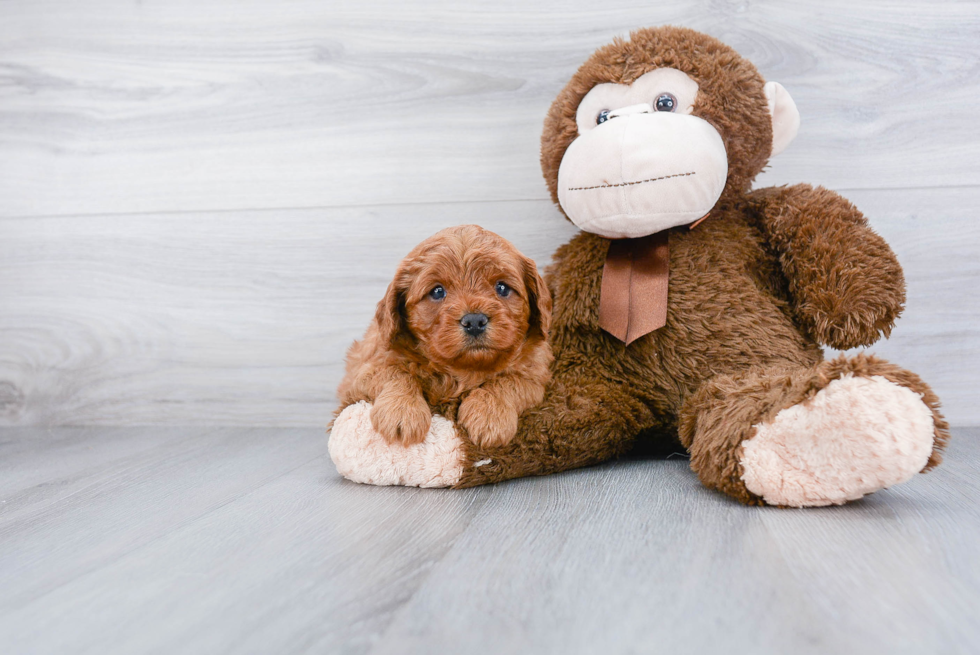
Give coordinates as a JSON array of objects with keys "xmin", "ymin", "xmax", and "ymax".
[{"xmin": 764, "ymin": 81, "xmax": 801, "ymax": 157}]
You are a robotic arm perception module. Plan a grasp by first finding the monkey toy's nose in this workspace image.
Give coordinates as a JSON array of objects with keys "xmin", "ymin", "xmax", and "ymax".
[
  {"xmin": 607, "ymin": 103, "xmax": 653, "ymax": 119},
  {"xmin": 460, "ymin": 313, "xmax": 489, "ymax": 337}
]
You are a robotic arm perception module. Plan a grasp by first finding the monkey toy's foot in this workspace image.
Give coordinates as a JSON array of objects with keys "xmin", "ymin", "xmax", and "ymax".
[
  {"xmin": 329, "ymin": 401, "xmax": 465, "ymax": 487},
  {"xmin": 740, "ymin": 374, "xmax": 935, "ymax": 506},
  {"xmin": 682, "ymin": 355, "xmax": 949, "ymax": 507}
]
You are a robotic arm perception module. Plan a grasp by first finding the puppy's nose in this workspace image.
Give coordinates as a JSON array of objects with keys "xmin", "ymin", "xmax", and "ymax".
[{"xmin": 460, "ymin": 313, "xmax": 489, "ymax": 337}]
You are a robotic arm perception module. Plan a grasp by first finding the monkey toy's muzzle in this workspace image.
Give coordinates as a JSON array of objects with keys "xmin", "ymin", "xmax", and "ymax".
[{"xmin": 557, "ymin": 109, "xmax": 729, "ymax": 239}]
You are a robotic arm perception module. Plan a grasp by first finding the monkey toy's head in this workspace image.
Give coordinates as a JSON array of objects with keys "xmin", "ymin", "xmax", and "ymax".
[{"xmin": 541, "ymin": 26, "xmax": 800, "ymax": 239}]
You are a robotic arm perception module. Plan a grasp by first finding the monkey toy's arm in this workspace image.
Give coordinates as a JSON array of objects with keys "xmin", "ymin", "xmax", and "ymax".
[
  {"xmin": 749, "ymin": 183, "xmax": 906, "ymax": 350},
  {"xmin": 329, "ymin": 341, "xmax": 659, "ymax": 489},
  {"xmin": 454, "ymin": 352, "xmax": 659, "ymax": 487}
]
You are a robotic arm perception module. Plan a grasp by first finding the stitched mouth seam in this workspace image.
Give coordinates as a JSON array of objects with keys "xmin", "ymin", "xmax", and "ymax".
[{"xmin": 568, "ymin": 171, "xmax": 696, "ymax": 191}]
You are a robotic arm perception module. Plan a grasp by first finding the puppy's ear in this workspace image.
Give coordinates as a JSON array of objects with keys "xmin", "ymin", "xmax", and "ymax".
[
  {"xmin": 522, "ymin": 257, "xmax": 553, "ymax": 340},
  {"xmin": 375, "ymin": 272, "xmax": 410, "ymax": 347}
]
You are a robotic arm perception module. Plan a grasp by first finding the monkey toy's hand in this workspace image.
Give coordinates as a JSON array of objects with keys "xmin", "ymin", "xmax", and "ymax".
[{"xmin": 750, "ymin": 183, "xmax": 906, "ymax": 350}]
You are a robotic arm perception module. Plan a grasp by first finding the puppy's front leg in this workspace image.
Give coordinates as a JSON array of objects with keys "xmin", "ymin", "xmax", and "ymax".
[
  {"xmin": 370, "ymin": 373, "xmax": 432, "ymax": 446},
  {"xmin": 459, "ymin": 372, "xmax": 546, "ymax": 448}
]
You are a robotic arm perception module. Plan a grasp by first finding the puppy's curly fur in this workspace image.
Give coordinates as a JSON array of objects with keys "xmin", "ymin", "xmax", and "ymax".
[{"xmin": 337, "ymin": 225, "xmax": 553, "ymax": 447}]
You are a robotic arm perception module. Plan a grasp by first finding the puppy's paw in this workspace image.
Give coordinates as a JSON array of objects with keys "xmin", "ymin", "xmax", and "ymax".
[
  {"xmin": 458, "ymin": 389, "xmax": 519, "ymax": 447},
  {"xmin": 370, "ymin": 392, "xmax": 432, "ymax": 446}
]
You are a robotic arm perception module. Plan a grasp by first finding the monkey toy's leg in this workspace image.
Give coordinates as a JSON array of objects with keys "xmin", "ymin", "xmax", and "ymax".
[
  {"xmin": 678, "ymin": 354, "xmax": 949, "ymax": 507},
  {"xmin": 329, "ymin": 365, "xmax": 657, "ymax": 488}
]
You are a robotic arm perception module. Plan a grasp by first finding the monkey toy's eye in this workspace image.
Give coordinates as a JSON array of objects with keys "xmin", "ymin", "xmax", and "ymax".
[
  {"xmin": 428, "ymin": 285, "xmax": 446, "ymax": 301},
  {"xmin": 495, "ymin": 281, "xmax": 512, "ymax": 298},
  {"xmin": 596, "ymin": 109, "xmax": 612, "ymax": 125},
  {"xmin": 655, "ymin": 93, "xmax": 677, "ymax": 112}
]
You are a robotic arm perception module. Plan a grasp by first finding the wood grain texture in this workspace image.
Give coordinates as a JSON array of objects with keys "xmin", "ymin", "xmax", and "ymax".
[
  {"xmin": 0, "ymin": 426, "xmax": 326, "ymax": 613},
  {"xmin": 0, "ymin": 1, "xmax": 977, "ymax": 427},
  {"xmin": 0, "ymin": 1, "xmax": 978, "ymax": 217},
  {"xmin": 1, "ymin": 187, "xmax": 976, "ymax": 427},
  {"xmin": 0, "ymin": 200, "xmax": 578, "ymax": 426},
  {"xmin": 0, "ymin": 426, "xmax": 977, "ymax": 654}
]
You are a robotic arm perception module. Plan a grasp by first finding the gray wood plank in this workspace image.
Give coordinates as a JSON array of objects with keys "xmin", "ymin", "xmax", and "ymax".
[
  {"xmin": 0, "ymin": 428, "xmax": 493, "ymax": 655},
  {"xmin": 0, "ymin": 426, "xmax": 198, "ymax": 515},
  {"xmin": 0, "ymin": 1, "xmax": 977, "ymax": 217},
  {"xmin": 0, "ymin": 426, "xmax": 325, "ymax": 613},
  {"xmin": 0, "ymin": 427, "xmax": 976, "ymax": 654},
  {"xmin": 1, "ymin": 187, "xmax": 976, "ymax": 427},
  {"xmin": 374, "ymin": 434, "xmax": 980, "ymax": 655}
]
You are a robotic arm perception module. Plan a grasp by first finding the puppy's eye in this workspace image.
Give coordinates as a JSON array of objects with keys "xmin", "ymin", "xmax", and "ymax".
[
  {"xmin": 596, "ymin": 109, "xmax": 611, "ymax": 125},
  {"xmin": 428, "ymin": 285, "xmax": 446, "ymax": 301},
  {"xmin": 495, "ymin": 282, "xmax": 511, "ymax": 298},
  {"xmin": 655, "ymin": 93, "xmax": 677, "ymax": 112}
]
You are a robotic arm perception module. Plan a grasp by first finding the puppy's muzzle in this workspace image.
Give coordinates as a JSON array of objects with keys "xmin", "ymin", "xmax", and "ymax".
[{"xmin": 460, "ymin": 313, "xmax": 489, "ymax": 337}]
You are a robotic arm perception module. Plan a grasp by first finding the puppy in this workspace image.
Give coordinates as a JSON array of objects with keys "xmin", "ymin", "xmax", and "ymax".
[{"xmin": 337, "ymin": 225, "xmax": 553, "ymax": 448}]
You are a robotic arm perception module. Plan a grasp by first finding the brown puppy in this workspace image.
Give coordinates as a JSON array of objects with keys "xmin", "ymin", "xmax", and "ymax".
[{"xmin": 337, "ymin": 224, "xmax": 552, "ymax": 448}]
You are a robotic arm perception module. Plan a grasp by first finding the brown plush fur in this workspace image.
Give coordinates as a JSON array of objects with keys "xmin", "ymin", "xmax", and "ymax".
[
  {"xmin": 450, "ymin": 27, "xmax": 949, "ymax": 499},
  {"xmin": 337, "ymin": 225, "xmax": 553, "ymax": 448},
  {"xmin": 541, "ymin": 26, "xmax": 772, "ymax": 210},
  {"xmin": 678, "ymin": 354, "xmax": 949, "ymax": 505}
]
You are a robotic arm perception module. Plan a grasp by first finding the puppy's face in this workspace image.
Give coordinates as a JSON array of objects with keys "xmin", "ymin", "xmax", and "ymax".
[{"xmin": 376, "ymin": 225, "xmax": 551, "ymax": 375}]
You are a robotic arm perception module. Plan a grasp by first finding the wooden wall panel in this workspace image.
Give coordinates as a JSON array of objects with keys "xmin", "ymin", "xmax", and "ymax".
[
  {"xmin": 0, "ymin": 1, "xmax": 977, "ymax": 426},
  {"xmin": 0, "ymin": 201, "xmax": 577, "ymax": 425},
  {"xmin": 1, "ymin": 188, "xmax": 975, "ymax": 426},
  {"xmin": 0, "ymin": 1, "xmax": 977, "ymax": 216}
]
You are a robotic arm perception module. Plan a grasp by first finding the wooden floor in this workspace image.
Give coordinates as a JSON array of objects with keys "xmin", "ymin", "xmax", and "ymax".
[{"xmin": 0, "ymin": 427, "xmax": 977, "ymax": 654}]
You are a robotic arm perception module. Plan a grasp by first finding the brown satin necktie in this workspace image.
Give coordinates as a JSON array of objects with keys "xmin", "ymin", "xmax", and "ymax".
[{"xmin": 598, "ymin": 231, "xmax": 670, "ymax": 345}]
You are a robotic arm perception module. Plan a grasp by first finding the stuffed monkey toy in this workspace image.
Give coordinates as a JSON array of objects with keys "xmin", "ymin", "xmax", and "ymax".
[{"xmin": 330, "ymin": 26, "xmax": 949, "ymax": 507}]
